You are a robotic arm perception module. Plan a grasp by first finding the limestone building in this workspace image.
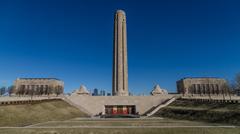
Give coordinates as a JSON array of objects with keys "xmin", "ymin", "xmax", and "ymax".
[
  {"xmin": 112, "ymin": 10, "xmax": 129, "ymax": 96},
  {"xmin": 177, "ymin": 77, "xmax": 227, "ymax": 95},
  {"xmin": 13, "ymin": 78, "xmax": 64, "ymax": 95}
]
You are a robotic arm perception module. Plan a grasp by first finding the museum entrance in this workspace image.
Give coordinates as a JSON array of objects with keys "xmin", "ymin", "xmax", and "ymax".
[{"xmin": 105, "ymin": 105, "xmax": 136, "ymax": 115}]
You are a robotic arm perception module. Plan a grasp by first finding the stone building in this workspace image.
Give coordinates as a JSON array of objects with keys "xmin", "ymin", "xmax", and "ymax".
[
  {"xmin": 177, "ymin": 77, "xmax": 228, "ymax": 95},
  {"xmin": 13, "ymin": 78, "xmax": 64, "ymax": 96}
]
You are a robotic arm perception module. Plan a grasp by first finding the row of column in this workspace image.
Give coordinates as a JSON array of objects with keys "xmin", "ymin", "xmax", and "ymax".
[
  {"xmin": 20, "ymin": 85, "xmax": 49, "ymax": 91},
  {"xmin": 188, "ymin": 84, "xmax": 223, "ymax": 95}
]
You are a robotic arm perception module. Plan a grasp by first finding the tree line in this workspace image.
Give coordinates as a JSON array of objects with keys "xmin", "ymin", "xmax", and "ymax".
[
  {"xmin": 0, "ymin": 86, "xmax": 14, "ymax": 96},
  {"xmin": 231, "ymin": 73, "xmax": 240, "ymax": 95},
  {"xmin": 0, "ymin": 85, "xmax": 63, "ymax": 97}
]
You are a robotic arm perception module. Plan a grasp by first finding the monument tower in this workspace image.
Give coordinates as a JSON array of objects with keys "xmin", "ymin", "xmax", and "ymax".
[{"xmin": 112, "ymin": 10, "xmax": 129, "ymax": 96}]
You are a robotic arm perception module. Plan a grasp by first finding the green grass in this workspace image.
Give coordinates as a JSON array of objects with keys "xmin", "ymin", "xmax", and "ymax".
[
  {"xmin": 0, "ymin": 100, "xmax": 88, "ymax": 127},
  {"xmin": 170, "ymin": 99, "xmax": 240, "ymax": 111},
  {"xmin": 32, "ymin": 118, "xmax": 218, "ymax": 127},
  {"xmin": 0, "ymin": 128, "xmax": 239, "ymax": 134},
  {"xmin": 154, "ymin": 99, "xmax": 240, "ymax": 125},
  {"xmin": 0, "ymin": 112, "xmax": 238, "ymax": 134},
  {"xmin": 0, "ymin": 99, "xmax": 239, "ymax": 134}
]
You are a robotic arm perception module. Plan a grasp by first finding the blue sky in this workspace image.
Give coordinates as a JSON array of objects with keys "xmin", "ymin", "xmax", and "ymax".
[{"xmin": 0, "ymin": 0, "xmax": 239, "ymax": 94}]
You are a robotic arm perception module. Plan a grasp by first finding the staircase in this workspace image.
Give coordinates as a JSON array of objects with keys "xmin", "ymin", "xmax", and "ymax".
[{"xmin": 146, "ymin": 97, "xmax": 176, "ymax": 117}]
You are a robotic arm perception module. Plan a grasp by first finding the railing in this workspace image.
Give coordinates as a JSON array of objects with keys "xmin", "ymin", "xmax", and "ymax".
[{"xmin": 146, "ymin": 97, "xmax": 176, "ymax": 117}]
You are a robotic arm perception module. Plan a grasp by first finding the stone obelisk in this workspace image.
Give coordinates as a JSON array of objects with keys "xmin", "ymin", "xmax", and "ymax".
[{"xmin": 112, "ymin": 10, "xmax": 129, "ymax": 96}]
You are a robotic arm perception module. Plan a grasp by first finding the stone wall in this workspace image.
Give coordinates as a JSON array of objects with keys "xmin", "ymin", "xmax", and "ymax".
[{"xmin": 66, "ymin": 95, "xmax": 173, "ymax": 116}]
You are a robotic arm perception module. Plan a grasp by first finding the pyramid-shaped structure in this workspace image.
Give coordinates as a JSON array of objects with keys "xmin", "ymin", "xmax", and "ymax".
[
  {"xmin": 75, "ymin": 85, "xmax": 90, "ymax": 95},
  {"xmin": 151, "ymin": 84, "xmax": 168, "ymax": 95}
]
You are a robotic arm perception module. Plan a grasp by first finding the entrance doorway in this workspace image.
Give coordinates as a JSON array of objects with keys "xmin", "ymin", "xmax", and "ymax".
[{"xmin": 105, "ymin": 105, "xmax": 136, "ymax": 115}]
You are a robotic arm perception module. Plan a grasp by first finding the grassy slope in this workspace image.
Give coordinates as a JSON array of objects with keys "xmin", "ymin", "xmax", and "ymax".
[
  {"xmin": 154, "ymin": 99, "xmax": 240, "ymax": 125},
  {"xmin": 0, "ymin": 128, "xmax": 240, "ymax": 134},
  {"xmin": 0, "ymin": 100, "xmax": 88, "ymax": 127}
]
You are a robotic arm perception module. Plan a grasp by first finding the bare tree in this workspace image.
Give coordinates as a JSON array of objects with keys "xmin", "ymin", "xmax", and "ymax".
[
  {"xmin": 29, "ymin": 88, "xmax": 34, "ymax": 99},
  {"xmin": 0, "ymin": 86, "xmax": 6, "ymax": 96},
  {"xmin": 40, "ymin": 86, "xmax": 44, "ymax": 95},
  {"xmin": 221, "ymin": 83, "xmax": 231, "ymax": 100},
  {"xmin": 233, "ymin": 73, "xmax": 240, "ymax": 95},
  {"xmin": 7, "ymin": 85, "xmax": 14, "ymax": 96},
  {"xmin": 226, "ymin": 81, "xmax": 233, "ymax": 100},
  {"xmin": 47, "ymin": 85, "xmax": 54, "ymax": 97},
  {"xmin": 206, "ymin": 79, "xmax": 212, "ymax": 100},
  {"xmin": 36, "ymin": 86, "xmax": 41, "ymax": 96},
  {"xmin": 55, "ymin": 85, "xmax": 63, "ymax": 97},
  {"xmin": 190, "ymin": 85, "xmax": 194, "ymax": 97},
  {"xmin": 207, "ymin": 85, "xmax": 212, "ymax": 100},
  {"xmin": 17, "ymin": 85, "xmax": 25, "ymax": 97}
]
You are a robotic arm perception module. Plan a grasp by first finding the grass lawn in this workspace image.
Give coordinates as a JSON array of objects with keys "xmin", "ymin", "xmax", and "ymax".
[
  {"xmin": 154, "ymin": 99, "xmax": 240, "ymax": 125},
  {"xmin": 169, "ymin": 99, "xmax": 240, "ymax": 111},
  {"xmin": 0, "ymin": 99, "xmax": 239, "ymax": 134},
  {"xmin": 31, "ymin": 118, "xmax": 219, "ymax": 127},
  {"xmin": 0, "ymin": 100, "xmax": 88, "ymax": 127}
]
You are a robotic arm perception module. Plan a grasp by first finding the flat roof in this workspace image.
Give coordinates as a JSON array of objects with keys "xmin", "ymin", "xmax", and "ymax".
[
  {"xmin": 178, "ymin": 77, "xmax": 225, "ymax": 81},
  {"xmin": 17, "ymin": 78, "xmax": 62, "ymax": 81}
]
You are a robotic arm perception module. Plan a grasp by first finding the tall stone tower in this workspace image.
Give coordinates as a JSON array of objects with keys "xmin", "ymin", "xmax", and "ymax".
[{"xmin": 112, "ymin": 10, "xmax": 129, "ymax": 96}]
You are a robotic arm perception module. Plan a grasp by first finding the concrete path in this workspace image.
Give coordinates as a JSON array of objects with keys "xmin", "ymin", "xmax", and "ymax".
[
  {"xmin": 147, "ymin": 97, "xmax": 176, "ymax": 117},
  {"xmin": 0, "ymin": 125, "xmax": 236, "ymax": 129}
]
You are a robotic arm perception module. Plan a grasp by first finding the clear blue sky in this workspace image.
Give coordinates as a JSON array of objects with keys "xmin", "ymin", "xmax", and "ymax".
[{"xmin": 0, "ymin": 0, "xmax": 239, "ymax": 94}]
